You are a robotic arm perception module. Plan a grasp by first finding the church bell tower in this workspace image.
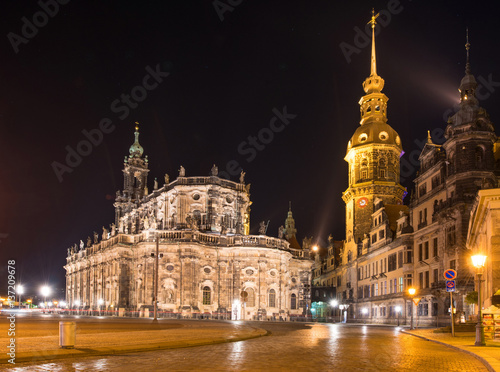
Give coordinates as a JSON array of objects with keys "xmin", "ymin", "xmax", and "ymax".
[{"xmin": 342, "ymin": 10, "xmax": 406, "ymax": 244}]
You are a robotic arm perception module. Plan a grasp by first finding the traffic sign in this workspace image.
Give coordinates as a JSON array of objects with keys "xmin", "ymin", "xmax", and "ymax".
[
  {"xmin": 446, "ymin": 280, "xmax": 456, "ymax": 292},
  {"xmin": 412, "ymin": 297, "xmax": 421, "ymax": 306},
  {"xmin": 444, "ymin": 269, "xmax": 457, "ymax": 280}
]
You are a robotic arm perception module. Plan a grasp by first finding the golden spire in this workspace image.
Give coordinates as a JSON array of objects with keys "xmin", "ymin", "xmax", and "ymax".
[
  {"xmin": 362, "ymin": 9, "xmax": 384, "ymax": 94},
  {"xmin": 368, "ymin": 9, "xmax": 379, "ymax": 77}
]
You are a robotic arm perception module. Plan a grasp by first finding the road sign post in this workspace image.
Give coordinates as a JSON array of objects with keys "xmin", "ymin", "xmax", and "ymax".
[{"xmin": 444, "ymin": 270, "xmax": 457, "ymax": 337}]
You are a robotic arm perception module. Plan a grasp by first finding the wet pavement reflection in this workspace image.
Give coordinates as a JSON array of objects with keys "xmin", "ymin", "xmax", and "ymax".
[{"xmin": 6, "ymin": 322, "xmax": 487, "ymax": 372}]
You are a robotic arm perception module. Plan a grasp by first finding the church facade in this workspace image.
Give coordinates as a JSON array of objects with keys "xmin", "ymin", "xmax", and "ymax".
[
  {"xmin": 312, "ymin": 14, "xmax": 499, "ymax": 326},
  {"xmin": 64, "ymin": 126, "xmax": 312, "ymax": 319}
]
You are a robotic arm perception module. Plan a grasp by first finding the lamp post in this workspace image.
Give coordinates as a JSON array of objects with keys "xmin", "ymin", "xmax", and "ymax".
[
  {"xmin": 395, "ymin": 305, "xmax": 402, "ymax": 326},
  {"xmin": 98, "ymin": 299, "xmax": 104, "ymax": 316},
  {"xmin": 330, "ymin": 299, "xmax": 338, "ymax": 323},
  {"xmin": 408, "ymin": 288, "xmax": 416, "ymax": 330},
  {"xmin": 75, "ymin": 299, "xmax": 80, "ymax": 315},
  {"xmin": 361, "ymin": 307, "xmax": 368, "ymax": 324},
  {"xmin": 471, "ymin": 254, "xmax": 487, "ymax": 346},
  {"xmin": 17, "ymin": 284, "xmax": 24, "ymax": 309},
  {"xmin": 40, "ymin": 285, "xmax": 51, "ymax": 311},
  {"xmin": 339, "ymin": 304, "xmax": 350, "ymax": 323}
]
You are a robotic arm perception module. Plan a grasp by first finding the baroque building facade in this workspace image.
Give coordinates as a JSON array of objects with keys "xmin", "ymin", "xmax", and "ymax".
[
  {"xmin": 312, "ymin": 14, "xmax": 499, "ymax": 326},
  {"xmin": 64, "ymin": 126, "xmax": 312, "ymax": 319}
]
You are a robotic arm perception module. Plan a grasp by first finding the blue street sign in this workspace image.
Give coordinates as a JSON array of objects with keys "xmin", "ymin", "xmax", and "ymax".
[
  {"xmin": 446, "ymin": 280, "xmax": 456, "ymax": 292},
  {"xmin": 444, "ymin": 269, "xmax": 457, "ymax": 280}
]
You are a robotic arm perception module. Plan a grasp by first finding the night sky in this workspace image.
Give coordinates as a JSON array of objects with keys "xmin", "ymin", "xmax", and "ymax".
[{"xmin": 1, "ymin": 0, "xmax": 500, "ymax": 297}]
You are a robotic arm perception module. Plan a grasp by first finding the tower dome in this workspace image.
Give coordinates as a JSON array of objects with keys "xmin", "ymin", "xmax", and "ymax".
[{"xmin": 129, "ymin": 123, "xmax": 144, "ymax": 158}]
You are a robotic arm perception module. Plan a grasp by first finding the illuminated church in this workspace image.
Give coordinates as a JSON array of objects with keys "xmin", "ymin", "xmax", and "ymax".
[
  {"xmin": 64, "ymin": 125, "xmax": 312, "ymax": 319},
  {"xmin": 312, "ymin": 13, "xmax": 498, "ymax": 325}
]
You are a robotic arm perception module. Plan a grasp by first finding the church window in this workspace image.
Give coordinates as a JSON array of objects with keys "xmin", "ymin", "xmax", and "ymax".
[
  {"xmin": 202, "ymin": 286, "xmax": 211, "ymax": 305},
  {"xmin": 246, "ymin": 269, "xmax": 254, "ymax": 275},
  {"xmin": 268, "ymin": 289, "xmax": 276, "ymax": 307},
  {"xmin": 359, "ymin": 133, "xmax": 368, "ymax": 143},
  {"xmin": 371, "ymin": 234, "xmax": 377, "ymax": 244},
  {"xmin": 379, "ymin": 131, "xmax": 388, "ymax": 140},
  {"xmin": 291, "ymin": 293, "xmax": 297, "ymax": 309},
  {"xmin": 246, "ymin": 288, "xmax": 255, "ymax": 307},
  {"xmin": 380, "ymin": 169, "xmax": 386, "ymax": 178},
  {"xmin": 347, "ymin": 251, "xmax": 352, "ymax": 262},
  {"xmin": 166, "ymin": 265, "xmax": 174, "ymax": 271},
  {"xmin": 375, "ymin": 105, "xmax": 380, "ymax": 112},
  {"xmin": 193, "ymin": 193, "xmax": 200, "ymax": 200},
  {"xmin": 204, "ymin": 267, "xmax": 211, "ymax": 274}
]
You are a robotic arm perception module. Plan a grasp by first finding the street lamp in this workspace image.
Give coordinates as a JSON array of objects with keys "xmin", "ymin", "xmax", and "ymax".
[
  {"xmin": 17, "ymin": 284, "xmax": 24, "ymax": 309},
  {"xmin": 395, "ymin": 306, "xmax": 402, "ymax": 326},
  {"xmin": 408, "ymin": 288, "xmax": 416, "ymax": 330},
  {"xmin": 75, "ymin": 299, "xmax": 80, "ymax": 315},
  {"xmin": 361, "ymin": 307, "xmax": 368, "ymax": 324},
  {"xmin": 98, "ymin": 299, "xmax": 104, "ymax": 316},
  {"xmin": 471, "ymin": 254, "xmax": 487, "ymax": 346},
  {"xmin": 330, "ymin": 299, "xmax": 338, "ymax": 322},
  {"xmin": 339, "ymin": 304, "xmax": 350, "ymax": 323},
  {"xmin": 40, "ymin": 285, "xmax": 51, "ymax": 310}
]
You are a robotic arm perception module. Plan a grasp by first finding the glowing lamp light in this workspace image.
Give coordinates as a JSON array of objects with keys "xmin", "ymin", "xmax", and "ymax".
[
  {"xmin": 98, "ymin": 299, "xmax": 104, "ymax": 306},
  {"xmin": 17, "ymin": 285, "xmax": 24, "ymax": 295},
  {"xmin": 312, "ymin": 246, "xmax": 319, "ymax": 252},
  {"xmin": 395, "ymin": 306, "xmax": 402, "ymax": 313},
  {"xmin": 408, "ymin": 288, "xmax": 416, "ymax": 296},
  {"xmin": 74, "ymin": 300, "xmax": 81, "ymax": 306},
  {"xmin": 361, "ymin": 308, "xmax": 368, "ymax": 315},
  {"xmin": 40, "ymin": 285, "xmax": 51, "ymax": 297},
  {"xmin": 330, "ymin": 299, "xmax": 338, "ymax": 307},
  {"xmin": 471, "ymin": 254, "xmax": 487, "ymax": 269}
]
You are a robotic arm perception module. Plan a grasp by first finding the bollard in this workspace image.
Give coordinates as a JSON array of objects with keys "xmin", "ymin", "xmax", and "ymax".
[{"xmin": 59, "ymin": 321, "xmax": 76, "ymax": 348}]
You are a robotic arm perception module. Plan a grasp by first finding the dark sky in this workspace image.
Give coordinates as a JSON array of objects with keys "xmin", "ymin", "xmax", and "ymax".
[{"xmin": 1, "ymin": 0, "xmax": 500, "ymax": 296}]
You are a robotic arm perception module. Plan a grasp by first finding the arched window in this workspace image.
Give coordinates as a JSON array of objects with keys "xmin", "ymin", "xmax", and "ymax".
[
  {"xmin": 202, "ymin": 286, "xmax": 211, "ymax": 305},
  {"xmin": 246, "ymin": 287, "xmax": 255, "ymax": 307},
  {"xmin": 361, "ymin": 159, "xmax": 368, "ymax": 180},
  {"xmin": 475, "ymin": 147, "xmax": 484, "ymax": 169},
  {"xmin": 268, "ymin": 289, "xmax": 276, "ymax": 308},
  {"xmin": 291, "ymin": 293, "xmax": 297, "ymax": 310},
  {"xmin": 347, "ymin": 251, "xmax": 352, "ymax": 262},
  {"xmin": 379, "ymin": 158, "xmax": 386, "ymax": 178}
]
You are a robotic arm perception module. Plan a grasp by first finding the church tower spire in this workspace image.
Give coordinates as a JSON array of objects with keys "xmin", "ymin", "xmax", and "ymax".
[
  {"xmin": 457, "ymin": 28, "xmax": 478, "ymax": 106},
  {"xmin": 284, "ymin": 201, "xmax": 297, "ymax": 240},
  {"xmin": 359, "ymin": 10, "xmax": 387, "ymax": 125},
  {"xmin": 342, "ymin": 10, "xmax": 405, "ymax": 244},
  {"xmin": 121, "ymin": 122, "xmax": 150, "ymax": 201}
]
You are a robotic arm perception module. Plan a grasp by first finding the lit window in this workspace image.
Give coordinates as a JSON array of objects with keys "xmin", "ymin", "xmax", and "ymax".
[
  {"xmin": 269, "ymin": 289, "xmax": 276, "ymax": 307},
  {"xmin": 202, "ymin": 286, "xmax": 211, "ymax": 305}
]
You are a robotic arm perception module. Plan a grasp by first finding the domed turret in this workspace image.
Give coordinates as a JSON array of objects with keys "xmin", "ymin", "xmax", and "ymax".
[{"xmin": 129, "ymin": 123, "xmax": 144, "ymax": 158}]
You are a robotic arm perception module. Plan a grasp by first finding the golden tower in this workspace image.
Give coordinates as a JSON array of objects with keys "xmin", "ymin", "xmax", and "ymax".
[{"xmin": 342, "ymin": 10, "xmax": 406, "ymax": 245}]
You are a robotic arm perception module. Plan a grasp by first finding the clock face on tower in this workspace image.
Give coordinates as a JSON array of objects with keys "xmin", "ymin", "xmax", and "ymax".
[{"xmin": 357, "ymin": 197, "xmax": 368, "ymax": 208}]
